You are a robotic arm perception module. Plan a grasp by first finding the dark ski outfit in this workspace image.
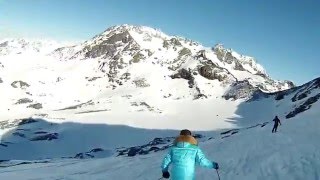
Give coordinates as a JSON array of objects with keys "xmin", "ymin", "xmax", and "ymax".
[{"xmin": 272, "ymin": 116, "xmax": 281, "ymax": 133}]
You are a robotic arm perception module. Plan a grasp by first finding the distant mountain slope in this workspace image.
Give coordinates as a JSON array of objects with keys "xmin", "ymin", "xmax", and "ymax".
[{"xmin": 51, "ymin": 24, "xmax": 294, "ymax": 94}]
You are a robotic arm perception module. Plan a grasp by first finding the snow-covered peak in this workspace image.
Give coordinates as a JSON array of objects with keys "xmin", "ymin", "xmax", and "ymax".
[
  {"xmin": 47, "ymin": 24, "xmax": 294, "ymax": 97},
  {"xmin": 102, "ymin": 24, "xmax": 169, "ymax": 39},
  {"xmin": 213, "ymin": 43, "xmax": 224, "ymax": 51},
  {"xmin": 0, "ymin": 38, "xmax": 72, "ymax": 56},
  {"xmin": 77, "ymin": 24, "xmax": 204, "ymax": 56},
  {"xmin": 213, "ymin": 43, "xmax": 267, "ymax": 75},
  {"xmin": 80, "ymin": 24, "xmax": 170, "ymax": 50}
]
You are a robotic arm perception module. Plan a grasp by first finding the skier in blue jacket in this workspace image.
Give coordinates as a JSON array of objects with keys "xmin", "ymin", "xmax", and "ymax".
[{"xmin": 161, "ymin": 129, "xmax": 219, "ymax": 179}]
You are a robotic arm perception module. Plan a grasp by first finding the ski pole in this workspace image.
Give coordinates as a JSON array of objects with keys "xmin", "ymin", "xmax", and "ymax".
[{"xmin": 216, "ymin": 169, "xmax": 221, "ymax": 180}]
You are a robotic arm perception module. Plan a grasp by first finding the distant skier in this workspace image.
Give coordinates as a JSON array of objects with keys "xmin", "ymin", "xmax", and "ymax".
[
  {"xmin": 272, "ymin": 116, "xmax": 281, "ymax": 133},
  {"xmin": 161, "ymin": 129, "xmax": 219, "ymax": 179}
]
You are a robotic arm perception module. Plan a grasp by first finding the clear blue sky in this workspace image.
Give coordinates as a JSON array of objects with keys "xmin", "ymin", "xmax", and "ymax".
[{"xmin": 0, "ymin": 0, "xmax": 319, "ymax": 85}]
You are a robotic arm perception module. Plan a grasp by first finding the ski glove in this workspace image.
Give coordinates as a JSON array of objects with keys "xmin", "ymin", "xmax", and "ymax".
[
  {"xmin": 162, "ymin": 171, "xmax": 170, "ymax": 179},
  {"xmin": 213, "ymin": 162, "xmax": 219, "ymax": 170}
]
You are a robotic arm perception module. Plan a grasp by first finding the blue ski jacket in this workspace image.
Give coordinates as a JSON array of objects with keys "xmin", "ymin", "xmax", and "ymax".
[{"xmin": 161, "ymin": 135, "xmax": 216, "ymax": 180}]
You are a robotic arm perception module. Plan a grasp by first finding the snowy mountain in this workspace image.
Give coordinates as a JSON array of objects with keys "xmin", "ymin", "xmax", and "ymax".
[
  {"xmin": 0, "ymin": 24, "xmax": 297, "ymax": 127},
  {"xmin": 0, "ymin": 24, "xmax": 319, "ymax": 179},
  {"xmin": 51, "ymin": 24, "xmax": 294, "ymax": 95},
  {"xmin": 0, "ymin": 38, "xmax": 67, "ymax": 56}
]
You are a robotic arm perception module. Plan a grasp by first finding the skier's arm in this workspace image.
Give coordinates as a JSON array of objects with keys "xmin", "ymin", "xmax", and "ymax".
[
  {"xmin": 279, "ymin": 120, "xmax": 281, "ymax": 125},
  {"xmin": 196, "ymin": 148, "xmax": 214, "ymax": 168},
  {"xmin": 161, "ymin": 149, "xmax": 172, "ymax": 172}
]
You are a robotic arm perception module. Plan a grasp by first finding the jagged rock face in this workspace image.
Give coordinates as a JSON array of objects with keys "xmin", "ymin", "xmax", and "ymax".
[
  {"xmin": 11, "ymin": 81, "xmax": 30, "ymax": 89},
  {"xmin": 291, "ymin": 78, "xmax": 320, "ymax": 102},
  {"xmin": 15, "ymin": 98, "xmax": 33, "ymax": 104},
  {"xmin": 51, "ymin": 46, "xmax": 77, "ymax": 60},
  {"xmin": 213, "ymin": 44, "xmax": 266, "ymax": 75},
  {"xmin": 30, "ymin": 133, "xmax": 59, "ymax": 141},
  {"xmin": 213, "ymin": 45, "xmax": 225, "ymax": 61},
  {"xmin": 171, "ymin": 68, "xmax": 195, "ymax": 88},
  {"xmin": 131, "ymin": 52, "xmax": 145, "ymax": 63},
  {"xmin": 223, "ymin": 80, "xmax": 258, "ymax": 100},
  {"xmin": 224, "ymin": 52, "xmax": 237, "ymax": 64},
  {"xmin": 120, "ymin": 73, "xmax": 131, "ymax": 81},
  {"xmin": 178, "ymin": 48, "xmax": 191, "ymax": 57},
  {"xmin": 199, "ymin": 65, "xmax": 214, "ymax": 79},
  {"xmin": 83, "ymin": 31, "xmax": 135, "ymax": 59},
  {"xmin": 199, "ymin": 65, "xmax": 228, "ymax": 82},
  {"xmin": 277, "ymin": 81, "xmax": 295, "ymax": 91},
  {"xmin": 170, "ymin": 38, "xmax": 182, "ymax": 46},
  {"xmin": 168, "ymin": 47, "xmax": 192, "ymax": 71},
  {"xmin": 195, "ymin": 50, "xmax": 207, "ymax": 60},
  {"xmin": 82, "ymin": 26, "xmax": 141, "ymax": 60},
  {"xmin": 234, "ymin": 60, "xmax": 246, "ymax": 71},
  {"xmin": 27, "ymin": 103, "xmax": 43, "ymax": 109},
  {"xmin": 287, "ymin": 81, "xmax": 295, "ymax": 88},
  {"xmin": 133, "ymin": 78, "xmax": 150, "ymax": 88},
  {"xmin": 286, "ymin": 93, "xmax": 320, "ymax": 119},
  {"xmin": 163, "ymin": 38, "xmax": 185, "ymax": 50},
  {"xmin": 0, "ymin": 41, "xmax": 8, "ymax": 47},
  {"xmin": 51, "ymin": 26, "xmax": 142, "ymax": 61}
]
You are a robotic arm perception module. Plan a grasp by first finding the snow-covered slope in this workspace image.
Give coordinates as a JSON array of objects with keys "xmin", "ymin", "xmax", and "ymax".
[
  {"xmin": 0, "ymin": 75, "xmax": 318, "ymax": 161},
  {"xmin": 0, "ymin": 92, "xmax": 319, "ymax": 180}
]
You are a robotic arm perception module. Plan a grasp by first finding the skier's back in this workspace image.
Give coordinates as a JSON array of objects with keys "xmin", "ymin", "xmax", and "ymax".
[
  {"xmin": 272, "ymin": 116, "xmax": 281, "ymax": 133},
  {"xmin": 161, "ymin": 129, "xmax": 219, "ymax": 179}
]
